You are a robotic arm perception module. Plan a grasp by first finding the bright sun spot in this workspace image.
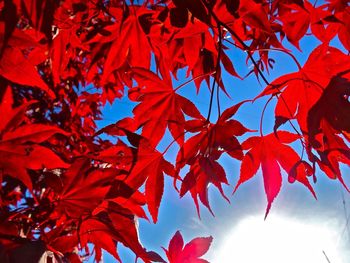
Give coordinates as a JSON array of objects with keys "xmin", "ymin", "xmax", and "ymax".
[{"xmin": 215, "ymin": 215, "xmax": 343, "ymax": 263}]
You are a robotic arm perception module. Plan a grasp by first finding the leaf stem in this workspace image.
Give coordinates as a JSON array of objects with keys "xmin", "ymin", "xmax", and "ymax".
[
  {"xmin": 206, "ymin": 76, "xmax": 216, "ymax": 121},
  {"xmin": 259, "ymin": 95, "xmax": 274, "ymax": 137},
  {"xmin": 174, "ymin": 72, "xmax": 215, "ymax": 92},
  {"xmin": 322, "ymin": 250, "xmax": 331, "ymax": 263},
  {"xmin": 161, "ymin": 130, "xmax": 190, "ymax": 156},
  {"xmin": 216, "ymin": 26, "xmax": 223, "ymax": 118},
  {"xmin": 207, "ymin": 23, "xmax": 223, "ymax": 121},
  {"xmin": 224, "ymin": 40, "xmax": 302, "ymax": 71}
]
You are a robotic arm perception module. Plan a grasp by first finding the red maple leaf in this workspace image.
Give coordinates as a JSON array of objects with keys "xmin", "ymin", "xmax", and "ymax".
[
  {"xmin": 51, "ymin": 27, "xmax": 84, "ymax": 86},
  {"xmin": 258, "ymin": 44, "xmax": 350, "ymax": 132},
  {"xmin": 176, "ymin": 102, "xmax": 251, "ymax": 214},
  {"xmin": 307, "ymin": 76, "xmax": 350, "ymax": 188},
  {"xmin": 279, "ymin": 1, "xmax": 339, "ymax": 49},
  {"xmin": 239, "ymin": 0, "xmax": 272, "ymax": 33},
  {"xmin": 0, "ymin": 87, "xmax": 68, "ymax": 190},
  {"xmin": 99, "ymin": 7, "xmax": 152, "ymax": 84},
  {"xmin": 278, "ymin": 3, "xmax": 310, "ymax": 49},
  {"xmin": 125, "ymin": 138, "xmax": 175, "ymax": 223},
  {"xmin": 129, "ymin": 67, "xmax": 202, "ymax": 147},
  {"xmin": 163, "ymin": 231, "xmax": 212, "ymax": 263},
  {"xmin": 234, "ymin": 131, "xmax": 315, "ymax": 217},
  {"xmin": 55, "ymin": 158, "xmax": 121, "ymax": 218},
  {"xmin": 90, "ymin": 140, "xmax": 134, "ymax": 172},
  {"xmin": 79, "ymin": 202, "xmax": 164, "ymax": 263},
  {"xmin": 180, "ymin": 157, "xmax": 229, "ymax": 216},
  {"xmin": 0, "ymin": 46, "xmax": 54, "ymax": 97}
]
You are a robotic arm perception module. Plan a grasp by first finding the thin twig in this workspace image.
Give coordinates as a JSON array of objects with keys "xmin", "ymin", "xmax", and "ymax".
[
  {"xmin": 224, "ymin": 40, "xmax": 302, "ymax": 70},
  {"xmin": 259, "ymin": 95, "xmax": 274, "ymax": 137},
  {"xmin": 216, "ymin": 25, "xmax": 223, "ymax": 119},
  {"xmin": 340, "ymin": 188, "xmax": 350, "ymax": 243},
  {"xmin": 174, "ymin": 72, "xmax": 215, "ymax": 92},
  {"xmin": 322, "ymin": 250, "xmax": 331, "ymax": 263},
  {"xmin": 207, "ymin": 23, "xmax": 222, "ymax": 121}
]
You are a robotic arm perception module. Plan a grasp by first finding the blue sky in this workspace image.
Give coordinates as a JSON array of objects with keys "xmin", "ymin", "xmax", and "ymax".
[{"xmin": 96, "ymin": 34, "xmax": 350, "ymax": 262}]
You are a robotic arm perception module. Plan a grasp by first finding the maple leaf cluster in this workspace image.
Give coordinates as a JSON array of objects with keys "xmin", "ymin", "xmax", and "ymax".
[{"xmin": 1, "ymin": 0, "xmax": 350, "ymax": 262}]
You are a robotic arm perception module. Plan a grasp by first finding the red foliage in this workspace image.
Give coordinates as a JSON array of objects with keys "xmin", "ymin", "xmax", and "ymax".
[
  {"xmin": 163, "ymin": 231, "xmax": 212, "ymax": 263},
  {"xmin": 0, "ymin": 0, "xmax": 350, "ymax": 262}
]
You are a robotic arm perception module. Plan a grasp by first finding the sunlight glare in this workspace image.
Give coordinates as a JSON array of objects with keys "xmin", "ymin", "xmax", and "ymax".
[{"xmin": 215, "ymin": 215, "xmax": 342, "ymax": 263}]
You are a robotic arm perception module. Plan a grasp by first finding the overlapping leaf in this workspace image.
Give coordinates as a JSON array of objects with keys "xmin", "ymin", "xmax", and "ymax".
[
  {"xmin": 0, "ymin": 87, "xmax": 68, "ymax": 190},
  {"xmin": 100, "ymin": 8, "xmax": 152, "ymax": 84},
  {"xmin": 307, "ymin": 76, "xmax": 350, "ymax": 187},
  {"xmin": 258, "ymin": 44, "xmax": 350, "ymax": 132},
  {"xmin": 180, "ymin": 157, "xmax": 230, "ymax": 215},
  {"xmin": 0, "ymin": 46, "xmax": 53, "ymax": 97},
  {"xmin": 177, "ymin": 102, "xmax": 250, "ymax": 213},
  {"xmin": 125, "ymin": 138, "xmax": 175, "ymax": 223},
  {"xmin": 79, "ymin": 202, "xmax": 164, "ymax": 263},
  {"xmin": 56, "ymin": 158, "xmax": 122, "ymax": 218}
]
